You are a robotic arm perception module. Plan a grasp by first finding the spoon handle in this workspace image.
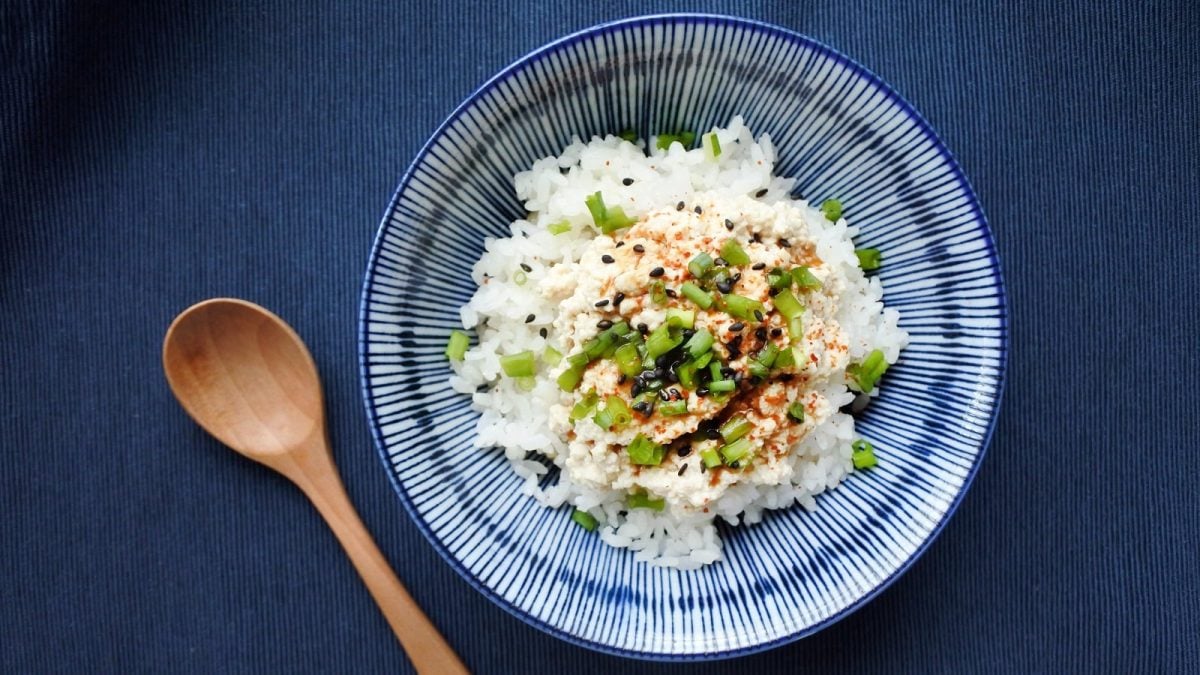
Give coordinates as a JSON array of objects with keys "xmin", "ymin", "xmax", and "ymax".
[{"xmin": 283, "ymin": 444, "xmax": 469, "ymax": 675}]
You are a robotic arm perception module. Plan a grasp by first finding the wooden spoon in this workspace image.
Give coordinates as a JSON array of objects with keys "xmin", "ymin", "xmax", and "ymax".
[{"xmin": 162, "ymin": 298, "xmax": 468, "ymax": 674}]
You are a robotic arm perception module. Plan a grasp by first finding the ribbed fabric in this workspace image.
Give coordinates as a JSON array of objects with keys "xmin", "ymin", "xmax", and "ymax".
[{"xmin": 1, "ymin": 1, "xmax": 1196, "ymax": 672}]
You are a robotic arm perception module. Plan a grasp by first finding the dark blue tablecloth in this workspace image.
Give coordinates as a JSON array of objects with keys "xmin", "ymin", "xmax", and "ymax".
[{"xmin": 3, "ymin": 1, "xmax": 1197, "ymax": 671}]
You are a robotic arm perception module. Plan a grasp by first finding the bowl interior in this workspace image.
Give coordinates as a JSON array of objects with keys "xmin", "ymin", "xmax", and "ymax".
[{"xmin": 359, "ymin": 14, "xmax": 1006, "ymax": 659}]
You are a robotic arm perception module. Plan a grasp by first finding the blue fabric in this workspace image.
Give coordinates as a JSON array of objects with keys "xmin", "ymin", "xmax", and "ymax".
[{"xmin": 2, "ymin": 1, "xmax": 1196, "ymax": 671}]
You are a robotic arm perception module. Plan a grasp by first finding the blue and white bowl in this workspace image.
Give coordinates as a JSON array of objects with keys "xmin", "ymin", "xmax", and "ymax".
[{"xmin": 359, "ymin": 14, "xmax": 1007, "ymax": 659}]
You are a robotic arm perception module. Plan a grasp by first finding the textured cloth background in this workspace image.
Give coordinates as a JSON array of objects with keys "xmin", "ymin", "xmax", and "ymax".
[{"xmin": 2, "ymin": 1, "xmax": 1197, "ymax": 672}]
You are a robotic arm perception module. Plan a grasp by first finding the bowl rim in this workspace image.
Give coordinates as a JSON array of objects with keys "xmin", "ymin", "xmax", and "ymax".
[{"xmin": 357, "ymin": 12, "xmax": 1009, "ymax": 661}]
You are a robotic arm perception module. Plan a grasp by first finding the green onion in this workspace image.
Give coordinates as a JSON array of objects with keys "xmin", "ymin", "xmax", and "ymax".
[
  {"xmin": 680, "ymin": 131, "xmax": 696, "ymax": 147},
  {"xmin": 583, "ymin": 332, "xmax": 615, "ymax": 360},
  {"xmin": 516, "ymin": 376, "xmax": 537, "ymax": 392},
  {"xmin": 688, "ymin": 252, "xmax": 714, "ymax": 279},
  {"xmin": 700, "ymin": 447, "xmax": 722, "ymax": 469},
  {"xmin": 557, "ymin": 365, "xmax": 584, "ymax": 392},
  {"xmin": 767, "ymin": 266, "xmax": 792, "ymax": 291},
  {"xmin": 627, "ymin": 492, "xmax": 665, "ymax": 510},
  {"xmin": 705, "ymin": 132, "xmax": 722, "ymax": 157},
  {"xmin": 747, "ymin": 361, "xmax": 770, "ymax": 379},
  {"xmin": 708, "ymin": 379, "xmax": 736, "ymax": 392},
  {"xmin": 756, "ymin": 343, "xmax": 779, "ymax": 369},
  {"xmin": 543, "ymin": 346, "xmax": 562, "ymax": 366},
  {"xmin": 594, "ymin": 395, "xmax": 632, "ymax": 431},
  {"xmin": 719, "ymin": 436, "xmax": 752, "ymax": 464},
  {"xmin": 626, "ymin": 434, "xmax": 666, "ymax": 466},
  {"xmin": 513, "ymin": 270, "xmax": 528, "ymax": 286},
  {"xmin": 500, "ymin": 350, "xmax": 536, "ymax": 377},
  {"xmin": 720, "ymin": 416, "xmax": 752, "ymax": 442},
  {"xmin": 787, "ymin": 315, "xmax": 805, "ymax": 344},
  {"xmin": 585, "ymin": 191, "xmax": 636, "ymax": 234},
  {"xmin": 684, "ymin": 329, "xmax": 713, "ymax": 358},
  {"xmin": 855, "ymin": 248, "xmax": 882, "ymax": 271},
  {"xmin": 548, "ymin": 220, "xmax": 572, "ymax": 235},
  {"xmin": 694, "ymin": 351, "xmax": 713, "ymax": 369},
  {"xmin": 566, "ymin": 351, "xmax": 590, "ymax": 370},
  {"xmin": 571, "ymin": 508, "xmax": 599, "ymax": 531},
  {"xmin": 719, "ymin": 293, "xmax": 764, "ymax": 321},
  {"xmin": 775, "ymin": 345, "xmax": 797, "ymax": 368},
  {"xmin": 847, "ymin": 349, "xmax": 889, "ymax": 393},
  {"xmin": 609, "ymin": 320, "xmax": 631, "ymax": 337},
  {"xmin": 709, "ymin": 361, "xmax": 722, "ymax": 382},
  {"xmin": 709, "ymin": 267, "xmax": 731, "ymax": 288},
  {"xmin": 787, "ymin": 401, "xmax": 806, "ymax": 423},
  {"xmin": 650, "ymin": 280, "xmax": 668, "ymax": 306},
  {"xmin": 659, "ymin": 399, "xmax": 688, "ymax": 416},
  {"xmin": 666, "ymin": 308, "xmax": 695, "ymax": 329},
  {"xmin": 791, "ymin": 266, "xmax": 822, "ymax": 290},
  {"xmin": 719, "ymin": 239, "xmax": 751, "ymax": 266},
  {"xmin": 614, "ymin": 343, "xmax": 642, "ymax": 377},
  {"xmin": 680, "ymin": 282, "xmax": 713, "ymax": 309},
  {"xmin": 632, "ymin": 391, "xmax": 658, "ymax": 414},
  {"xmin": 617, "ymin": 128, "xmax": 638, "ymax": 142},
  {"xmin": 646, "ymin": 323, "xmax": 682, "ymax": 358},
  {"xmin": 676, "ymin": 361, "xmax": 698, "ymax": 389},
  {"xmin": 851, "ymin": 439, "xmax": 878, "ymax": 469},
  {"xmin": 445, "ymin": 330, "xmax": 469, "ymax": 360},
  {"xmin": 571, "ymin": 390, "xmax": 600, "ymax": 420},
  {"xmin": 820, "ymin": 198, "xmax": 843, "ymax": 222},
  {"xmin": 772, "ymin": 289, "xmax": 805, "ymax": 319}
]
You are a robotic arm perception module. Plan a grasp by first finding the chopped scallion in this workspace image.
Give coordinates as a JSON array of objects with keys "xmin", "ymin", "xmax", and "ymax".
[
  {"xmin": 719, "ymin": 436, "xmax": 752, "ymax": 464},
  {"xmin": 571, "ymin": 508, "xmax": 598, "ymax": 531},
  {"xmin": 851, "ymin": 439, "xmax": 878, "ymax": 469},
  {"xmin": 513, "ymin": 270, "xmax": 528, "ymax": 286},
  {"xmin": 659, "ymin": 399, "xmax": 688, "ymax": 416},
  {"xmin": 445, "ymin": 330, "xmax": 469, "ymax": 361},
  {"xmin": 791, "ymin": 266, "xmax": 822, "ymax": 290},
  {"xmin": 774, "ymin": 345, "xmax": 797, "ymax": 368},
  {"xmin": 585, "ymin": 191, "xmax": 636, "ymax": 234},
  {"xmin": 787, "ymin": 401, "xmax": 806, "ymax": 423},
  {"xmin": 855, "ymin": 248, "xmax": 882, "ymax": 271},
  {"xmin": 720, "ymin": 239, "xmax": 751, "ymax": 266},
  {"xmin": 772, "ymin": 289, "xmax": 805, "ymax": 319},
  {"xmin": 847, "ymin": 349, "xmax": 889, "ymax": 393},
  {"xmin": 700, "ymin": 447, "xmax": 722, "ymax": 469},
  {"xmin": 666, "ymin": 308, "xmax": 695, "ymax": 329},
  {"xmin": 820, "ymin": 198, "xmax": 843, "ymax": 222},
  {"xmin": 650, "ymin": 280, "xmax": 668, "ymax": 306},
  {"xmin": 694, "ymin": 351, "xmax": 713, "ymax": 369},
  {"xmin": 684, "ymin": 329, "xmax": 714, "ymax": 358},
  {"xmin": 548, "ymin": 220, "xmax": 572, "ymax": 235},
  {"xmin": 583, "ymin": 332, "xmax": 615, "ymax": 360},
  {"xmin": 708, "ymin": 379, "xmax": 736, "ymax": 392},
  {"xmin": 617, "ymin": 128, "xmax": 638, "ymax": 142},
  {"xmin": 646, "ymin": 323, "xmax": 682, "ymax": 358},
  {"xmin": 767, "ymin": 266, "xmax": 792, "ymax": 291},
  {"xmin": 614, "ymin": 343, "xmax": 643, "ymax": 377},
  {"xmin": 719, "ymin": 416, "xmax": 752, "ymax": 442},
  {"xmin": 626, "ymin": 434, "xmax": 666, "ymax": 466},
  {"xmin": 680, "ymin": 282, "xmax": 713, "ymax": 309},
  {"xmin": 676, "ymin": 361, "xmax": 698, "ymax": 389},
  {"xmin": 557, "ymin": 365, "xmax": 584, "ymax": 392},
  {"xmin": 500, "ymin": 351, "xmax": 536, "ymax": 377},
  {"xmin": 705, "ymin": 132, "xmax": 722, "ymax": 157},
  {"xmin": 787, "ymin": 315, "xmax": 804, "ymax": 344},
  {"xmin": 688, "ymin": 252, "xmax": 714, "ymax": 279},
  {"xmin": 627, "ymin": 492, "xmax": 665, "ymax": 510},
  {"xmin": 543, "ymin": 346, "xmax": 562, "ymax": 366},
  {"xmin": 571, "ymin": 390, "xmax": 600, "ymax": 420},
  {"xmin": 719, "ymin": 293, "xmax": 764, "ymax": 321},
  {"xmin": 516, "ymin": 376, "xmax": 537, "ymax": 392}
]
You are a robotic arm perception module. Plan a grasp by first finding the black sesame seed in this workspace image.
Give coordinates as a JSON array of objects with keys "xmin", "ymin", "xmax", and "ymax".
[
  {"xmin": 602, "ymin": 254, "xmax": 615, "ymax": 264},
  {"xmin": 725, "ymin": 219, "xmax": 735, "ymax": 231},
  {"xmin": 752, "ymin": 262, "xmax": 766, "ymax": 270},
  {"xmin": 658, "ymin": 390, "xmax": 672, "ymax": 401},
  {"xmin": 729, "ymin": 322, "xmax": 745, "ymax": 332},
  {"xmin": 700, "ymin": 462, "xmax": 708, "ymax": 474},
  {"xmin": 771, "ymin": 327, "xmax": 783, "ymax": 338},
  {"xmin": 665, "ymin": 370, "xmax": 679, "ymax": 384},
  {"xmin": 597, "ymin": 319, "xmax": 613, "ymax": 329},
  {"xmin": 675, "ymin": 201, "xmax": 685, "ymax": 211},
  {"xmin": 704, "ymin": 427, "xmax": 721, "ymax": 440},
  {"xmin": 777, "ymin": 238, "xmax": 791, "ymax": 248},
  {"xmin": 622, "ymin": 177, "xmax": 634, "ymax": 186},
  {"xmin": 525, "ymin": 314, "xmax": 536, "ymax": 323},
  {"xmin": 693, "ymin": 206, "xmax": 703, "ymax": 215},
  {"xmin": 714, "ymin": 257, "xmax": 728, "ymax": 267},
  {"xmin": 678, "ymin": 464, "xmax": 688, "ymax": 476},
  {"xmin": 631, "ymin": 381, "xmax": 644, "ymax": 397},
  {"xmin": 649, "ymin": 267, "xmax": 665, "ymax": 278},
  {"xmin": 681, "ymin": 328, "xmax": 696, "ymax": 340},
  {"xmin": 768, "ymin": 288, "xmax": 780, "ymax": 297},
  {"xmin": 664, "ymin": 288, "xmax": 678, "ymax": 298},
  {"xmin": 734, "ymin": 371, "xmax": 744, "ymax": 384},
  {"xmin": 752, "ymin": 232, "xmax": 762, "ymax": 243},
  {"xmin": 678, "ymin": 445, "xmax": 692, "ymax": 457},
  {"xmin": 633, "ymin": 244, "xmax": 645, "ymax": 253},
  {"xmin": 755, "ymin": 327, "xmax": 768, "ymax": 341},
  {"xmin": 728, "ymin": 336, "xmax": 743, "ymax": 350},
  {"xmin": 654, "ymin": 354, "xmax": 670, "ymax": 368},
  {"xmin": 755, "ymin": 188, "xmax": 768, "ymax": 198},
  {"xmin": 669, "ymin": 388, "xmax": 681, "ymax": 400},
  {"xmin": 613, "ymin": 292, "xmax": 625, "ymax": 306},
  {"xmin": 615, "ymin": 241, "xmax": 625, "ymax": 248},
  {"xmin": 637, "ymin": 323, "xmax": 649, "ymax": 334},
  {"xmin": 716, "ymin": 280, "xmax": 733, "ymax": 293},
  {"xmin": 779, "ymin": 374, "xmax": 795, "ymax": 382},
  {"xmin": 729, "ymin": 461, "xmax": 741, "ymax": 469},
  {"xmin": 753, "ymin": 309, "xmax": 764, "ymax": 322},
  {"xmin": 618, "ymin": 374, "xmax": 627, "ymax": 385},
  {"xmin": 654, "ymin": 367, "xmax": 667, "ymax": 379},
  {"xmin": 594, "ymin": 299, "xmax": 610, "ymax": 307},
  {"xmin": 641, "ymin": 369, "xmax": 658, "ymax": 380},
  {"xmin": 721, "ymin": 367, "xmax": 735, "ymax": 378},
  {"xmin": 539, "ymin": 328, "xmax": 548, "ymax": 338},
  {"xmin": 520, "ymin": 263, "xmax": 533, "ymax": 273},
  {"xmin": 732, "ymin": 273, "xmax": 742, "ymax": 283},
  {"xmin": 696, "ymin": 387, "xmax": 709, "ymax": 397},
  {"xmin": 632, "ymin": 401, "xmax": 652, "ymax": 415}
]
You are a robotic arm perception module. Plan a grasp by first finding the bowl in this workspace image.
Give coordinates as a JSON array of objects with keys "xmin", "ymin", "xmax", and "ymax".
[{"xmin": 358, "ymin": 13, "xmax": 1007, "ymax": 659}]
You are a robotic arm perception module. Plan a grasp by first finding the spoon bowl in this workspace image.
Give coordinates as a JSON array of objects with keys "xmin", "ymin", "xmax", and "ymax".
[{"xmin": 163, "ymin": 298, "xmax": 467, "ymax": 674}]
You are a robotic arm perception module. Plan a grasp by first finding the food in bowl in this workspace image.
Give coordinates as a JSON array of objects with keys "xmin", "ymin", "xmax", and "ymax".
[{"xmin": 444, "ymin": 117, "xmax": 907, "ymax": 568}]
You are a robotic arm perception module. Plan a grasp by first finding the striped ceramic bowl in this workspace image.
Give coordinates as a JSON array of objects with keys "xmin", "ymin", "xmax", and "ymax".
[{"xmin": 359, "ymin": 14, "xmax": 1007, "ymax": 659}]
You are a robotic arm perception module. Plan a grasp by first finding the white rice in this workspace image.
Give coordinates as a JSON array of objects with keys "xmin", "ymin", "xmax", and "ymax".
[{"xmin": 449, "ymin": 117, "xmax": 907, "ymax": 568}]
